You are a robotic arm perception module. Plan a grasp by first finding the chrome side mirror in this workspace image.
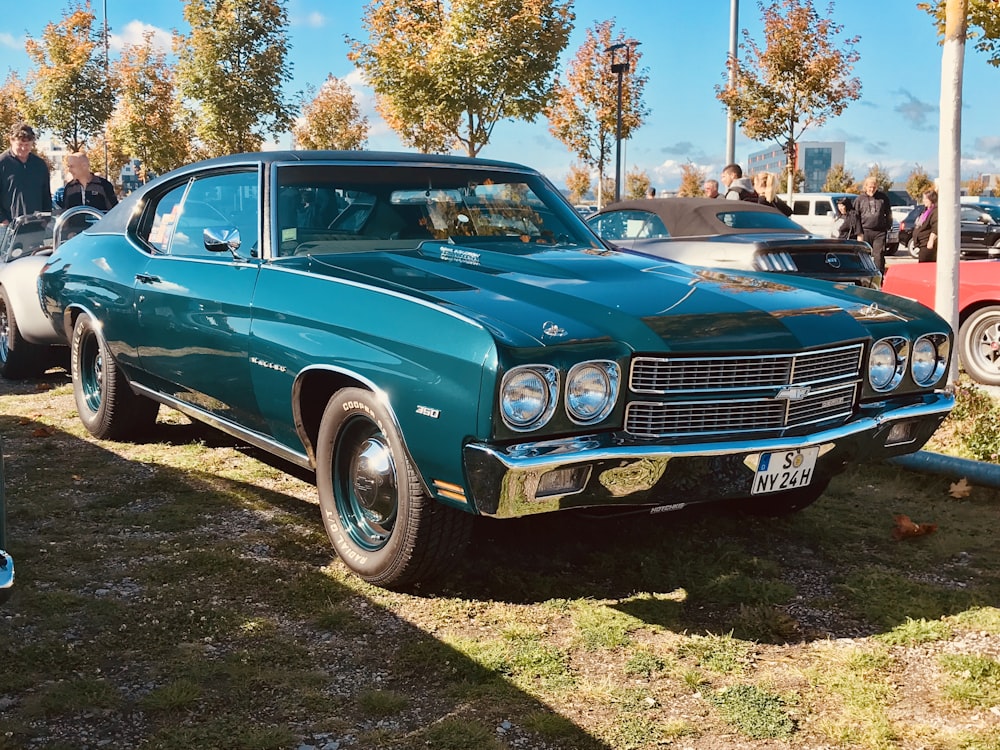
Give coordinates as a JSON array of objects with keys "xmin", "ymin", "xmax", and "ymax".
[{"xmin": 203, "ymin": 226, "xmax": 242, "ymax": 259}]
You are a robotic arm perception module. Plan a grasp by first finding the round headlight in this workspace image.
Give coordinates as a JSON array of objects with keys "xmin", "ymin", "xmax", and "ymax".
[
  {"xmin": 500, "ymin": 366, "xmax": 558, "ymax": 431},
  {"xmin": 566, "ymin": 361, "xmax": 620, "ymax": 424},
  {"xmin": 911, "ymin": 334, "xmax": 948, "ymax": 387},
  {"xmin": 869, "ymin": 337, "xmax": 907, "ymax": 392}
]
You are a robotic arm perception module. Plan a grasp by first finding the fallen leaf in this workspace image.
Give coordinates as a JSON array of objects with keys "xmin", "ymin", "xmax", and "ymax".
[
  {"xmin": 949, "ymin": 478, "xmax": 972, "ymax": 499},
  {"xmin": 31, "ymin": 427, "xmax": 54, "ymax": 438},
  {"xmin": 892, "ymin": 514, "xmax": 938, "ymax": 541},
  {"xmin": 17, "ymin": 416, "xmax": 31, "ymax": 425},
  {"xmin": 34, "ymin": 383, "xmax": 52, "ymax": 392}
]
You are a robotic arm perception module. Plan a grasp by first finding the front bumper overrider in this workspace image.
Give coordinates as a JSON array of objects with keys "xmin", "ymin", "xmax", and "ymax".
[{"xmin": 463, "ymin": 392, "xmax": 954, "ymax": 518}]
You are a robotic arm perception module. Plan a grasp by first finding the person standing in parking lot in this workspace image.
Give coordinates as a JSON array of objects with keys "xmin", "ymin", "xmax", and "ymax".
[
  {"xmin": 0, "ymin": 122, "xmax": 51, "ymax": 227},
  {"xmin": 720, "ymin": 164, "xmax": 756, "ymax": 201},
  {"xmin": 703, "ymin": 179, "xmax": 719, "ymax": 198},
  {"xmin": 855, "ymin": 177, "xmax": 893, "ymax": 273},
  {"xmin": 753, "ymin": 171, "xmax": 792, "ymax": 216},
  {"xmin": 62, "ymin": 152, "xmax": 118, "ymax": 211},
  {"xmin": 910, "ymin": 189, "xmax": 939, "ymax": 263}
]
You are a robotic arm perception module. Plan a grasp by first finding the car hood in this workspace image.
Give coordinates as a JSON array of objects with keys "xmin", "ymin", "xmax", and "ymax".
[{"xmin": 298, "ymin": 242, "xmax": 913, "ymax": 350}]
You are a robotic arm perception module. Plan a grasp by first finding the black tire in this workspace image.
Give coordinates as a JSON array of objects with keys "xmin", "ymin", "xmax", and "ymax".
[
  {"xmin": 887, "ymin": 242, "xmax": 899, "ymax": 256},
  {"xmin": 0, "ymin": 286, "xmax": 47, "ymax": 379},
  {"xmin": 71, "ymin": 313, "xmax": 159, "ymax": 440},
  {"xmin": 958, "ymin": 306, "xmax": 1000, "ymax": 386},
  {"xmin": 732, "ymin": 477, "xmax": 831, "ymax": 517},
  {"xmin": 315, "ymin": 387, "xmax": 472, "ymax": 589}
]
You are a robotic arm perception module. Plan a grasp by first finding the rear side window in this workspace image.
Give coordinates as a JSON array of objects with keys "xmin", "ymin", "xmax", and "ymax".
[
  {"xmin": 714, "ymin": 211, "xmax": 806, "ymax": 230},
  {"xmin": 588, "ymin": 210, "xmax": 669, "ymax": 240}
]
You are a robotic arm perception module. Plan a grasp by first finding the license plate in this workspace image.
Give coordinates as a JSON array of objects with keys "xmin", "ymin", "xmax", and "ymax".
[{"xmin": 751, "ymin": 447, "xmax": 819, "ymax": 495}]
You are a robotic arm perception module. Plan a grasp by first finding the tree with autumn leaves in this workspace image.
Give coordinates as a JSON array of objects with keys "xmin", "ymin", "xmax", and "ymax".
[
  {"xmin": 22, "ymin": 4, "xmax": 115, "ymax": 153},
  {"xmin": 716, "ymin": 0, "xmax": 861, "ymax": 197},
  {"xmin": 293, "ymin": 76, "xmax": 369, "ymax": 151},
  {"xmin": 350, "ymin": 0, "xmax": 573, "ymax": 157},
  {"xmin": 174, "ymin": 0, "xmax": 293, "ymax": 156},
  {"xmin": 109, "ymin": 31, "xmax": 194, "ymax": 180},
  {"xmin": 545, "ymin": 20, "xmax": 648, "ymax": 207}
]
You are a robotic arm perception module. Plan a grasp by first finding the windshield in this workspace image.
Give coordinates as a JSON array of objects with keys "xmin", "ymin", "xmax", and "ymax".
[{"xmin": 273, "ymin": 163, "xmax": 602, "ymax": 258}]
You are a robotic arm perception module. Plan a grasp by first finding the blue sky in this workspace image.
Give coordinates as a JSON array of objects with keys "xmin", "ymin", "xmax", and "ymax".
[{"xmin": 1, "ymin": 0, "xmax": 997, "ymax": 191}]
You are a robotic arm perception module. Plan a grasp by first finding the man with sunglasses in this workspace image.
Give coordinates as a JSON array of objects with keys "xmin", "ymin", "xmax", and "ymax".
[{"xmin": 0, "ymin": 122, "xmax": 52, "ymax": 227}]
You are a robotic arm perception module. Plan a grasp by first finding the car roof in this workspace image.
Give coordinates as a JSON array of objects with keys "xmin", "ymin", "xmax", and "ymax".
[{"xmin": 593, "ymin": 197, "xmax": 805, "ymax": 237}]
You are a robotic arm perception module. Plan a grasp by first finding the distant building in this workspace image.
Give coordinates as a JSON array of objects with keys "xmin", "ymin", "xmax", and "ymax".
[
  {"xmin": 746, "ymin": 141, "xmax": 846, "ymax": 193},
  {"xmin": 34, "ymin": 137, "xmax": 70, "ymax": 195}
]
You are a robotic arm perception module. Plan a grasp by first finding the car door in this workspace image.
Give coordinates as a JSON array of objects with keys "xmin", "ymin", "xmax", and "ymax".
[
  {"xmin": 132, "ymin": 167, "xmax": 266, "ymax": 431},
  {"xmin": 960, "ymin": 206, "xmax": 990, "ymax": 250}
]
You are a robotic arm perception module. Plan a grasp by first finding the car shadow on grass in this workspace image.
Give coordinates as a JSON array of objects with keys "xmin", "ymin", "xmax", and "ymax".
[{"xmin": 0, "ymin": 412, "xmax": 612, "ymax": 750}]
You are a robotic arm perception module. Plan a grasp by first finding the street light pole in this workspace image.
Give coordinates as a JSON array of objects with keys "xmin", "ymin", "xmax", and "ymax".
[{"xmin": 607, "ymin": 43, "xmax": 635, "ymax": 204}]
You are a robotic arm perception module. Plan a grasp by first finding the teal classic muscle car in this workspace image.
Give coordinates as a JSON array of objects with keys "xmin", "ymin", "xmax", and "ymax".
[{"xmin": 38, "ymin": 152, "xmax": 954, "ymax": 589}]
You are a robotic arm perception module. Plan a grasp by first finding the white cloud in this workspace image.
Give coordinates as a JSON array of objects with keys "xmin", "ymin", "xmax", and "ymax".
[
  {"xmin": 0, "ymin": 32, "xmax": 21, "ymax": 51},
  {"xmin": 110, "ymin": 20, "xmax": 173, "ymax": 56}
]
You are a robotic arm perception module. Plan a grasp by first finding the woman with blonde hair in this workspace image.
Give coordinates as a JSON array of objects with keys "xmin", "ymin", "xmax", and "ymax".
[{"xmin": 752, "ymin": 171, "xmax": 792, "ymax": 216}]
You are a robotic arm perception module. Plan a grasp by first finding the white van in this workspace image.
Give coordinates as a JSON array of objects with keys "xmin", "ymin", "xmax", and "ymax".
[
  {"xmin": 788, "ymin": 192, "xmax": 854, "ymax": 236},
  {"xmin": 789, "ymin": 192, "xmax": 900, "ymax": 253}
]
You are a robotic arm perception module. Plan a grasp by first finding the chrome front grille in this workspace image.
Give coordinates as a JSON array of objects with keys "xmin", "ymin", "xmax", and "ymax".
[{"xmin": 625, "ymin": 344, "xmax": 863, "ymax": 438}]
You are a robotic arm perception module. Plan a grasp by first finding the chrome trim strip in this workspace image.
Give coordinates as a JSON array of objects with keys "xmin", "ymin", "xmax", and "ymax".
[{"xmin": 130, "ymin": 383, "xmax": 313, "ymax": 470}]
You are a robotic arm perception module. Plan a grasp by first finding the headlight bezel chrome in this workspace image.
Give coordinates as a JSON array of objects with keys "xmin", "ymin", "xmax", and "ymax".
[
  {"xmin": 869, "ymin": 336, "xmax": 909, "ymax": 392},
  {"xmin": 499, "ymin": 365, "xmax": 559, "ymax": 432},
  {"xmin": 911, "ymin": 333, "xmax": 949, "ymax": 387},
  {"xmin": 565, "ymin": 360, "xmax": 621, "ymax": 425}
]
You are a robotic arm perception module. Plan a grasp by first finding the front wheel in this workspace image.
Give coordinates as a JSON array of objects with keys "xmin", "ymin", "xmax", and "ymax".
[
  {"xmin": 71, "ymin": 313, "xmax": 159, "ymax": 440},
  {"xmin": 0, "ymin": 287, "xmax": 46, "ymax": 379},
  {"xmin": 315, "ymin": 388, "xmax": 472, "ymax": 589},
  {"xmin": 908, "ymin": 240, "xmax": 920, "ymax": 259},
  {"xmin": 958, "ymin": 306, "xmax": 1000, "ymax": 386}
]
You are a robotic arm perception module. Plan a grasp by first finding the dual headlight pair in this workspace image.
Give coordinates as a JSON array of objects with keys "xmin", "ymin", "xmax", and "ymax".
[
  {"xmin": 500, "ymin": 361, "xmax": 620, "ymax": 432},
  {"xmin": 869, "ymin": 334, "xmax": 949, "ymax": 391}
]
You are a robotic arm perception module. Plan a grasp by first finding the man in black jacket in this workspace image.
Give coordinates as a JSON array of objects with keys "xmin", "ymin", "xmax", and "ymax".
[
  {"xmin": 0, "ymin": 122, "xmax": 51, "ymax": 226},
  {"xmin": 855, "ymin": 177, "xmax": 893, "ymax": 273}
]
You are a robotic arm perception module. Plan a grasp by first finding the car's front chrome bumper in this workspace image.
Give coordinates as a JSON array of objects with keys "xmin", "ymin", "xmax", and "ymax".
[{"xmin": 463, "ymin": 392, "xmax": 954, "ymax": 518}]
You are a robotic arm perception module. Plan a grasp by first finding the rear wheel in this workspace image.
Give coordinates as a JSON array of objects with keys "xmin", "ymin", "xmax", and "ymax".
[
  {"xmin": 0, "ymin": 287, "xmax": 46, "ymax": 379},
  {"xmin": 71, "ymin": 313, "xmax": 159, "ymax": 440},
  {"xmin": 315, "ymin": 387, "xmax": 472, "ymax": 589},
  {"xmin": 958, "ymin": 306, "xmax": 1000, "ymax": 386}
]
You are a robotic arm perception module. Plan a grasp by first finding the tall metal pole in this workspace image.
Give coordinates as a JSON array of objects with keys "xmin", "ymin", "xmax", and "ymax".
[
  {"xmin": 725, "ymin": 0, "xmax": 739, "ymax": 166},
  {"xmin": 607, "ymin": 43, "xmax": 627, "ymax": 204},
  {"xmin": 103, "ymin": 0, "xmax": 109, "ymax": 175},
  {"xmin": 614, "ymin": 64, "xmax": 623, "ymax": 202}
]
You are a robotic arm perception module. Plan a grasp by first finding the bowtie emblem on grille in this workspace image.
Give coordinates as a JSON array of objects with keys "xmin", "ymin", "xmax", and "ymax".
[
  {"xmin": 825, "ymin": 253, "xmax": 841, "ymax": 268},
  {"xmin": 776, "ymin": 385, "xmax": 811, "ymax": 400}
]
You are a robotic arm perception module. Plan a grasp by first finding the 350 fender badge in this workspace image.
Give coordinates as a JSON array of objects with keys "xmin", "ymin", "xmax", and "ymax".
[{"xmin": 416, "ymin": 405, "xmax": 440, "ymax": 418}]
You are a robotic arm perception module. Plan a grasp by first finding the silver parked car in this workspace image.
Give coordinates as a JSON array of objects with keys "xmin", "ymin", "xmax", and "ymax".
[
  {"xmin": 0, "ymin": 207, "xmax": 103, "ymax": 378},
  {"xmin": 587, "ymin": 198, "xmax": 881, "ymax": 287}
]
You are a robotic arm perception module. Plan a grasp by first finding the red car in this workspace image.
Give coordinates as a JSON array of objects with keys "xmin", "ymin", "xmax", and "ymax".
[{"xmin": 883, "ymin": 260, "xmax": 1000, "ymax": 384}]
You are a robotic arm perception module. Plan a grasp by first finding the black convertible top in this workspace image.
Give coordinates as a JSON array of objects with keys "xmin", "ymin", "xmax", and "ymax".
[{"xmin": 594, "ymin": 197, "xmax": 810, "ymax": 237}]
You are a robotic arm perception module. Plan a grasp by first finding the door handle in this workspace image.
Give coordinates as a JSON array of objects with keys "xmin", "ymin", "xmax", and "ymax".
[{"xmin": 135, "ymin": 273, "xmax": 161, "ymax": 284}]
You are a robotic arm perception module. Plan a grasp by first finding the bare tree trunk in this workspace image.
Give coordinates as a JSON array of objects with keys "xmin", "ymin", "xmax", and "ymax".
[{"xmin": 935, "ymin": 0, "xmax": 967, "ymax": 387}]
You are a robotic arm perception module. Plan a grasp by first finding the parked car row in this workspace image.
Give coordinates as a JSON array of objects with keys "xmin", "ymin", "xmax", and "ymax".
[
  {"xmin": 897, "ymin": 201, "xmax": 1000, "ymax": 258},
  {"xmin": 0, "ymin": 152, "xmax": 955, "ymax": 594}
]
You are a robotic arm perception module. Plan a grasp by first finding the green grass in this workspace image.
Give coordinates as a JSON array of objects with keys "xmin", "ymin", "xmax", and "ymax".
[{"xmin": 5, "ymin": 379, "xmax": 1000, "ymax": 749}]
